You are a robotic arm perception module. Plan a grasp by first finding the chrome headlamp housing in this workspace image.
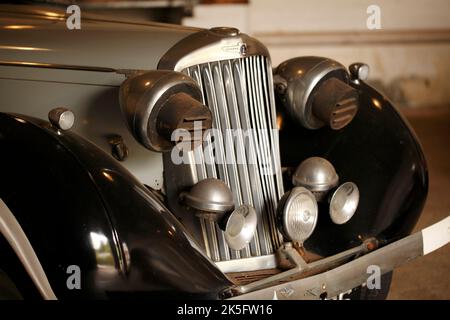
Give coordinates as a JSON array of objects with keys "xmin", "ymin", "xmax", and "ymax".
[
  {"xmin": 292, "ymin": 156, "xmax": 339, "ymax": 201},
  {"xmin": 180, "ymin": 178, "xmax": 234, "ymax": 221},
  {"xmin": 329, "ymin": 182, "xmax": 360, "ymax": 224},
  {"xmin": 274, "ymin": 56, "xmax": 359, "ymax": 130},
  {"xmin": 277, "ymin": 187, "xmax": 319, "ymax": 243},
  {"xmin": 119, "ymin": 70, "xmax": 212, "ymax": 152}
]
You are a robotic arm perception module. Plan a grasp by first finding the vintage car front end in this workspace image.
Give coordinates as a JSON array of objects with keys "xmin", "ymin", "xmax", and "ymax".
[{"xmin": 0, "ymin": 5, "xmax": 448, "ymax": 300}]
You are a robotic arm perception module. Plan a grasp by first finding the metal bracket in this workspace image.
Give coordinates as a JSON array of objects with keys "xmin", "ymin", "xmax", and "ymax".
[{"xmin": 235, "ymin": 240, "xmax": 373, "ymax": 295}]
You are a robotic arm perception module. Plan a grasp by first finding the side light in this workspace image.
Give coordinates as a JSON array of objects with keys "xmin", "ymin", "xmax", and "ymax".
[
  {"xmin": 48, "ymin": 107, "xmax": 75, "ymax": 131},
  {"xmin": 349, "ymin": 63, "xmax": 370, "ymax": 81}
]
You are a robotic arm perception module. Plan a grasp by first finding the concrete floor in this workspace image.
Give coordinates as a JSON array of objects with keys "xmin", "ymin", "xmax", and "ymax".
[{"xmin": 388, "ymin": 107, "xmax": 450, "ymax": 299}]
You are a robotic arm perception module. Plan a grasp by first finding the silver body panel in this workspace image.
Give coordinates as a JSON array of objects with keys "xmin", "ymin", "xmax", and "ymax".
[{"xmin": 0, "ymin": 5, "xmax": 198, "ymax": 189}]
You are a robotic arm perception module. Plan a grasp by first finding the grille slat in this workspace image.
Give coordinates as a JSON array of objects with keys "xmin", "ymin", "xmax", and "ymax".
[
  {"xmin": 202, "ymin": 64, "xmax": 233, "ymax": 260},
  {"xmin": 223, "ymin": 60, "xmax": 260, "ymax": 257},
  {"xmin": 248, "ymin": 56, "xmax": 280, "ymax": 247},
  {"xmin": 249, "ymin": 57, "xmax": 284, "ymax": 247},
  {"xmin": 195, "ymin": 65, "xmax": 228, "ymax": 261},
  {"xmin": 244, "ymin": 57, "xmax": 275, "ymax": 255},
  {"xmin": 257, "ymin": 56, "xmax": 282, "ymax": 245},
  {"xmin": 233, "ymin": 60, "xmax": 271, "ymax": 256},
  {"xmin": 214, "ymin": 61, "xmax": 249, "ymax": 259},
  {"xmin": 184, "ymin": 55, "xmax": 283, "ymax": 261}
]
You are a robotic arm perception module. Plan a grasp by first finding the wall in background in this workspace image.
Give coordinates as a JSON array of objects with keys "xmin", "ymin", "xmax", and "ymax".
[{"xmin": 184, "ymin": 0, "xmax": 450, "ymax": 108}]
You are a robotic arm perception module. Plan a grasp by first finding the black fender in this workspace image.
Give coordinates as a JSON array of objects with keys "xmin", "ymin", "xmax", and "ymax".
[
  {"xmin": 278, "ymin": 81, "xmax": 428, "ymax": 256},
  {"xmin": 0, "ymin": 112, "xmax": 231, "ymax": 299}
]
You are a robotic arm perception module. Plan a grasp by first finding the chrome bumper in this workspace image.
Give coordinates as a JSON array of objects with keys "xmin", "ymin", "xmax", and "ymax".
[{"xmin": 230, "ymin": 216, "xmax": 450, "ymax": 300}]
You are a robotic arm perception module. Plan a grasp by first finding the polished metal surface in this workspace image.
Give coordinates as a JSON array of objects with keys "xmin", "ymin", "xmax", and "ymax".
[
  {"xmin": 181, "ymin": 178, "xmax": 234, "ymax": 214},
  {"xmin": 279, "ymin": 187, "xmax": 318, "ymax": 243},
  {"xmin": 48, "ymin": 107, "xmax": 75, "ymax": 131},
  {"xmin": 181, "ymin": 56, "xmax": 284, "ymax": 262},
  {"xmin": 0, "ymin": 60, "xmax": 117, "ymax": 73},
  {"xmin": 223, "ymin": 205, "xmax": 258, "ymax": 251},
  {"xmin": 274, "ymin": 56, "xmax": 349, "ymax": 130},
  {"xmin": 119, "ymin": 70, "xmax": 203, "ymax": 151},
  {"xmin": 215, "ymin": 254, "xmax": 277, "ymax": 273},
  {"xmin": 160, "ymin": 30, "xmax": 284, "ymax": 264},
  {"xmin": 349, "ymin": 62, "xmax": 370, "ymax": 81},
  {"xmin": 158, "ymin": 29, "xmax": 270, "ymax": 71},
  {"xmin": 329, "ymin": 182, "xmax": 360, "ymax": 224},
  {"xmin": 292, "ymin": 157, "xmax": 339, "ymax": 195},
  {"xmin": 230, "ymin": 230, "xmax": 427, "ymax": 299},
  {"xmin": 236, "ymin": 241, "xmax": 364, "ymax": 295},
  {"xmin": 209, "ymin": 27, "xmax": 240, "ymax": 37}
]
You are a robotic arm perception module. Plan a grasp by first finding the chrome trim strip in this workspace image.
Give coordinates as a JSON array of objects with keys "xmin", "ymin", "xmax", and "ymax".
[
  {"xmin": 158, "ymin": 29, "xmax": 270, "ymax": 72},
  {"xmin": 0, "ymin": 60, "xmax": 116, "ymax": 73},
  {"xmin": 0, "ymin": 199, "xmax": 57, "ymax": 300},
  {"xmin": 216, "ymin": 254, "xmax": 277, "ymax": 273}
]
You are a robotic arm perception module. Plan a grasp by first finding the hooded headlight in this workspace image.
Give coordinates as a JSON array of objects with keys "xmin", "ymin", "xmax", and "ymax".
[{"xmin": 274, "ymin": 56, "xmax": 359, "ymax": 130}]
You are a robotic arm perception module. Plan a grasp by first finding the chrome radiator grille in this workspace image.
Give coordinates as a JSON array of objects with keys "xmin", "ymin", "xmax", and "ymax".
[{"xmin": 183, "ymin": 55, "xmax": 284, "ymax": 261}]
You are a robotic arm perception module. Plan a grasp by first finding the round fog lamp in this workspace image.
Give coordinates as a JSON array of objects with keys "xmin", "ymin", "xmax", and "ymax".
[
  {"xmin": 278, "ymin": 187, "xmax": 318, "ymax": 243},
  {"xmin": 329, "ymin": 182, "xmax": 359, "ymax": 224}
]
